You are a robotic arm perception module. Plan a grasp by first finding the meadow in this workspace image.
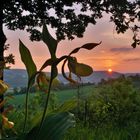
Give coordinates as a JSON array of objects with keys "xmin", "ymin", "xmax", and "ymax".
[
  {"xmin": 8, "ymin": 85, "xmax": 95, "ymax": 106},
  {"xmin": 5, "ymin": 75, "xmax": 140, "ymax": 140}
]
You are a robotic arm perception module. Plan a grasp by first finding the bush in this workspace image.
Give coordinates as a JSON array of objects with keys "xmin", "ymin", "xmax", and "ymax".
[{"xmin": 88, "ymin": 77, "xmax": 140, "ymax": 128}]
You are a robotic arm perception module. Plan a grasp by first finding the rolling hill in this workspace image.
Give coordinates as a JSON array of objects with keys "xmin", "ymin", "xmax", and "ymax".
[{"xmin": 4, "ymin": 69, "xmax": 124, "ymax": 88}]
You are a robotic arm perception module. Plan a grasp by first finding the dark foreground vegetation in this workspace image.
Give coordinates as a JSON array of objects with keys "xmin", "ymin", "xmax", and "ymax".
[{"xmin": 4, "ymin": 75, "xmax": 140, "ymax": 140}]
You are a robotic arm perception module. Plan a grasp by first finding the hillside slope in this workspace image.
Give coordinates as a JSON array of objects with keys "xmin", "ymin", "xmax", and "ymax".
[{"xmin": 4, "ymin": 69, "xmax": 124, "ymax": 88}]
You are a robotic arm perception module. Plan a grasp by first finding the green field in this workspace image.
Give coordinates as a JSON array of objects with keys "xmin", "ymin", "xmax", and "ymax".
[{"xmin": 7, "ymin": 85, "xmax": 95, "ymax": 106}]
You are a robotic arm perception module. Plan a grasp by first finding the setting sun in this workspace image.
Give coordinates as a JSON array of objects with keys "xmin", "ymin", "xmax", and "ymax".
[{"xmin": 108, "ymin": 68, "xmax": 112, "ymax": 73}]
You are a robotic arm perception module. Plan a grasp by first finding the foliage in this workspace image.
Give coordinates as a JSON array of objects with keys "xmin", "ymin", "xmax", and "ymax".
[
  {"xmin": 2, "ymin": 0, "xmax": 140, "ymax": 46},
  {"xmin": 63, "ymin": 77, "xmax": 140, "ymax": 139},
  {"xmin": 69, "ymin": 77, "xmax": 140, "ymax": 138},
  {"xmin": 91, "ymin": 77, "xmax": 140, "ymax": 128},
  {"xmin": 19, "ymin": 40, "xmax": 37, "ymax": 83},
  {"xmin": 4, "ymin": 77, "xmax": 140, "ymax": 140},
  {"xmin": 27, "ymin": 112, "xmax": 75, "ymax": 140}
]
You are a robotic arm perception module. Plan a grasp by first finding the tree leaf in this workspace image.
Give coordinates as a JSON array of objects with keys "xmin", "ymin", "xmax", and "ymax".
[
  {"xmin": 42, "ymin": 23, "xmax": 58, "ymax": 59},
  {"xmin": 27, "ymin": 112, "xmax": 75, "ymax": 140},
  {"xmin": 19, "ymin": 40, "xmax": 37, "ymax": 80},
  {"xmin": 68, "ymin": 58, "xmax": 93, "ymax": 76}
]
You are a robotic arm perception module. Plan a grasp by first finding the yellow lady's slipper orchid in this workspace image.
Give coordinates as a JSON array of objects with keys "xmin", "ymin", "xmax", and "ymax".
[
  {"xmin": 0, "ymin": 80, "xmax": 9, "ymax": 95},
  {"xmin": 2, "ymin": 115, "xmax": 14, "ymax": 129}
]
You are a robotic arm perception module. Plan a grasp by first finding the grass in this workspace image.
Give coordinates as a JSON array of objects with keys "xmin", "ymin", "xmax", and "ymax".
[
  {"xmin": 64, "ymin": 125, "xmax": 140, "ymax": 140},
  {"xmin": 7, "ymin": 84, "xmax": 95, "ymax": 106},
  {"xmin": 6, "ymin": 82, "xmax": 140, "ymax": 140},
  {"xmin": 56, "ymin": 85, "xmax": 94, "ymax": 103}
]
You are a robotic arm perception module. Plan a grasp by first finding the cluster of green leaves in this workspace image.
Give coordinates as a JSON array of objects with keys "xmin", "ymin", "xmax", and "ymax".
[
  {"xmin": 70, "ymin": 77, "xmax": 140, "ymax": 137},
  {"xmin": 64, "ymin": 76, "xmax": 140, "ymax": 139}
]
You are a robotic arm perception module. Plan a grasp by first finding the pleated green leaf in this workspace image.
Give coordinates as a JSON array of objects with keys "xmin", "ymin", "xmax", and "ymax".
[
  {"xmin": 27, "ymin": 112, "xmax": 75, "ymax": 140},
  {"xmin": 42, "ymin": 23, "xmax": 58, "ymax": 59},
  {"xmin": 69, "ymin": 42, "xmax": 101, "ymax": 55},
  {"xmin": 19, "ymin": 40, "xmax": 37, "ymax": 80},
  {"xmin": 56, "ymin": 99, "xmax": 77, "ymax": 112}
]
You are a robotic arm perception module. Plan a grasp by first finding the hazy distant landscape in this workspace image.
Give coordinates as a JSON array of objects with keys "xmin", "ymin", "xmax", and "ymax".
[{"xmin": 4, "ymin": 69, "xmax": 140, "ymax": 88}]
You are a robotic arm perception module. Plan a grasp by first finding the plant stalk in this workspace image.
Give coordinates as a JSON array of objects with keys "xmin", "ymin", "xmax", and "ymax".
[
  {"xmin": 23, "ymin": 72, "xmax": 39, "ymax": 133},
  {"xmin": 23, "ymin": 85, "xmax": 30, "ymax": 133},
  {"xmin": 36, "ymin": 67, "xmax": 54, "ymax": 139}
]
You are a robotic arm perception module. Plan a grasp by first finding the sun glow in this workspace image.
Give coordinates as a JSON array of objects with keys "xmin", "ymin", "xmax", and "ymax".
[{"xmin": 108, "ymin": 68, "xmax": 112, "ymax": 73}]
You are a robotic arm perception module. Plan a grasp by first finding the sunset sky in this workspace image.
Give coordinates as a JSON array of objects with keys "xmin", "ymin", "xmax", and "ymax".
[{"xmin": 4, "ymin": 14, "xmax": 140, "ymax": 73}]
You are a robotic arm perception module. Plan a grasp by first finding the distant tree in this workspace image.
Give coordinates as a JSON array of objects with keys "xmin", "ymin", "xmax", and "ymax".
[{"xmin": 0, "ymin": 0, "xmax": 140, "ymax": 118}]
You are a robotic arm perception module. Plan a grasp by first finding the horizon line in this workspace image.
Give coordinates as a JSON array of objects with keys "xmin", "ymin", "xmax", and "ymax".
[{"xmin": 4, "ymin": 68, "xmax": 140, "ymax": 74}]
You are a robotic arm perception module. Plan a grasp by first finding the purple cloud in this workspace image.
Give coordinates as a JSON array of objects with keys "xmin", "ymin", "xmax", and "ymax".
[{"xmin": 110, "ymin": 47, "xmax": 134, "ymax": 53}]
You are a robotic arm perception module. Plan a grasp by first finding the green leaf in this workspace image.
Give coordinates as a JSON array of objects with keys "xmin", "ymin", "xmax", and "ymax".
[
  {"xmin": 19, "ymin": 40, "xmax": 37, "ymax": 80},
  {"xmin": 51, "ymin": 65, "xmax": 58, "ymax": 80},
  {"xmin": 56, "ymin": 99, "xmax": 77, "ymax": 113},
  {"xmin": 81, "ymin": 42, "xmax": 101, "ymax": 50},
  {"xmin": 42, "ymin": 23, "xmax": 58, "ymax": 58},
  {"xmin": 19, "ymin": 40, "xmax": 37, "ymax": 132},
  {"xmin": 69, "ymin": 42, "xmax": 101, "ymax": 55},
  {"xmin": 27, "ymin": 112, "xmax": 75, "ymax": 140},
  {"xmin": 40, "ymin": 58, "xmax": 53, "ymax": 71},
  {"xmin": 68, "ymin": 57, "xmax": 93, "ymax": 76}
]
